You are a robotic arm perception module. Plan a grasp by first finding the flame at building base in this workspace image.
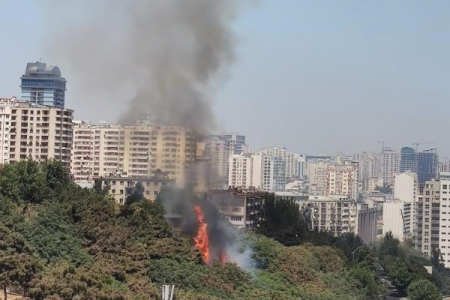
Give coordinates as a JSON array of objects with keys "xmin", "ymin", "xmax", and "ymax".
[
  {"xmin": 193, "ymin": 205, "xmax": 228, "ymax": 265},
  {"xmin": 193, "ymin": 205, "xmax": 210, "ymax": 264}
]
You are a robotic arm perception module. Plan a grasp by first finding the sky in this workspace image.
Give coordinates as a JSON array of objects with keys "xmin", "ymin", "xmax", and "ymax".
[{"xmin": 1, "ymin": 0, "xmax": 450, "ymax": 157}]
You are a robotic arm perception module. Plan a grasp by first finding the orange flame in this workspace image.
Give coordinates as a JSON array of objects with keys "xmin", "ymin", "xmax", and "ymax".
[{"xmin": 193, "ymin": 205, "xmax": 210, "ymax": 264}]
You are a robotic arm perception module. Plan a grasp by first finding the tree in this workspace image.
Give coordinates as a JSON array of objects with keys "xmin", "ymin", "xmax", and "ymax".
[
  {"xmin": 407, "ymin": 279, "xmax": 441, "ymax": 300},
  {"xmin": 388, "ymin": 260, "xmax": 412, "ymax": 292},
  {"xmin": 0, "ymin": 226, "xmax": 40, "ymax": 299}
]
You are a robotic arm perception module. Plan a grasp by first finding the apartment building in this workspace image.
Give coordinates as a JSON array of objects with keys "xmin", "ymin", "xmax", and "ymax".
[
  {"xmin": 414, "ymin": 180, "xmax": 441, "ymax": 258},
  {"xmin": 262, "ymin": 155, "xmax": 286, "ymax": 191},
  {"xmin": 95, "ymin": 170, "xmax": 175, "ymax": 204},
  {"xmin": 71, "ymin": 121, "xmax": 196, "ymax": 187},
  {"xmin": 327, "ymin": 163, "xmax": 358, "ymax": 200},
  {"xmin": 358, "ymin": 202, "xmax": 383, "ymax": 244},
  {"xmin": 353, "ymin": 152, "xmax": 381, "ymax": 191},
  {"xmin": 261, "ymin": 147, "xmax": 296, "ymax": 179},
  {"xmin": 228, "ymin": 153, "xmax": 252, "ymax": 189},
  {"xmin": 307, "ymin": 161, "xmax": 329, "ymax": 196},
  {"xmin": 208, "ymin": 189, "xmax": 264, "ymax": 229},
  {"xmin": 382, "ymin": 149, "xmax": 400, "ymax": 186},
  {"xmin": 297, "ymin": 195, "xmax": 357, "ymax": 236},
  {"xmin": 0, "ymin": 97, "xmax": 73, "ymax": 166}
]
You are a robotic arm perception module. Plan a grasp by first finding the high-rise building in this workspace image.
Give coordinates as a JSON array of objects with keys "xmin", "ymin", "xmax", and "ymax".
[
  {"xmin": 71, "ymin": 121, "xmax": 196, "ymax": 187},
  {"xmin": 399, "ymin": 147, "xmax": 416, "ymax": 173},
  {"xmin": 20, "ymin": 62, "xmax": 67, "ymax": 108},
  {"xmin": 414, "ymin": 179, "xmax": 441, "ymax": 259},
  {"xmin": 206, "ymin": 134, "xmax": 246, "ymax": 188},
  {"xmin": 261, "ymin": 155, "xmax": 286, "ymax": 191},
  {"xmin": 307, "ymin": 161, "xmax": 329, "ymax": 196},
  {"xmin": 353, "ymin": 152, "xmax": 381, "ymax": 191},
  {"xmin": 417, "ymin": 150, "xmax": 438, "ymax": 185},
  {"xmin": 228, "ymin": 153, "xmax": 252, "ymax": 189},
  {"xmin": 0, "ymin": 97, "xmax": 73, "ymax": 166},
  {"xmin": 261, "ymin": 147, "xmax": 296, "ymax": 179},
  {"xmin": 327, "ymin": 163, "xmax": 358, "ymax": 200},
  {"xmin": 382, "ymin": 149, "xmax": 399, "ymax": 186}
]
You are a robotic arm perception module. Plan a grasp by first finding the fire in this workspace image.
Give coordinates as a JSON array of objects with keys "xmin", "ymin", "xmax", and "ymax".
[{"xmin": 193, "ymin": 205, "xmax": 210, "ymax": 264}]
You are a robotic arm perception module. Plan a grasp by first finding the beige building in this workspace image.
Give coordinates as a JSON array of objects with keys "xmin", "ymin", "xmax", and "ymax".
[
  {"xmin": 307, "ymin": 161, "xmax": 329, "ymax": 195},
  {"xmin": 71, "ymin": 121, "xmax": 196, "ymax": 187},
  {"xmin": 96, "ymin": 170, "xmax": 175, "ymax": 204},
  {"xmin": 0, "ymin": 97, "xmax": 73, "ymax": 166},
  {"xmin": 327, "ymin": 163, "xmax": 358, "ymax": 200}
]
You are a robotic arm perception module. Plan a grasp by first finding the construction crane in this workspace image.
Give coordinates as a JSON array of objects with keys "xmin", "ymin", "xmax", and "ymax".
[{"xmin": 412, "ymin": 142, "xmax": 436, "ymax": 152}]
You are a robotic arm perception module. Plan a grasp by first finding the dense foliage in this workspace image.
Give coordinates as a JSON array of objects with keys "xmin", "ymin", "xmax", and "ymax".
[{"xmin": 0, "ymin": 160, "xmax": 447, "ymax": 299}]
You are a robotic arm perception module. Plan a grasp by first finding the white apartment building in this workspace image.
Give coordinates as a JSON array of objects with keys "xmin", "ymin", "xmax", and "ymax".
[
  {"xmin": 414, "ymin": 180, "xmax": 441, "ymax": 259},
  {"xmin": 296, "ymin": 195, "xmax": 357, "ymax": 236},
  {"xmin": 261, "ymin": 147, "xmax": 297, "ymax": 179},
  {"xmin": 438, "ymin": 172, "xmax": 450, "ymax": 266},
  {"xmin": 382, "ymin": 149, "xmax": 400, "ymax": 186},
  {"xmin": 262, "ymin": 155, "xmax": 286, "ymax": 191},
  {"xmin": 0, "ymin": 97, "xmax": 73, "ymax": 166},
  {"xmin": 327, "ymin": 163, "xmax": 358, "ymax": 200},
  {"xmin": 71, "ymin": 121, "xmax": 196, "ymax": 187},
  {"xmin": 0, "ymin": 104, "xmax": 11, "ymax": 164},
  {"xmin": 228, "ymin": 153, "xmax": 252, "ymax": 189},
  {"xmin": 307, "ymin": 161, "xmax": 329, "ymax": 196},
  {"xmin": 293, "ymin": 153, "xmax": 307, "ymax": 179}
]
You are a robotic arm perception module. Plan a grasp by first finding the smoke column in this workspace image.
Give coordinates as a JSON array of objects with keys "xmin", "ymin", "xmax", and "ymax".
[{"xmin": 38, "ymin": 0, "xmax": 250, "ymax": 134}]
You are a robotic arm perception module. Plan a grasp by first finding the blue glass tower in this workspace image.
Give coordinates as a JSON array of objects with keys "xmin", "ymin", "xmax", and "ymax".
[
  {"xmin": 20, "ymin": 62, "xmax": 66, "ymax": 108},
  {"xmin": 400, "ymin": 147, "xmax": 416, "ymax": 173}
]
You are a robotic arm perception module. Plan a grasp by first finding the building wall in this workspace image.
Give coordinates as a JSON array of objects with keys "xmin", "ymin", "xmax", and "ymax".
[
  {"xmin": 382, "ymin": 149, "xmax": 400, "ymax": 186},
  {"xmin": 382, "ymin": 202, "xmax": 406, "ymax": 240},
  {"xmin": 414, "ymin": 180, "xmax": 441, "ymax": 258},
  {"xmin": 307, "ymin": 161, "xmax": 329, "ymax": 196},
  {"xmin": 71, "ymin": 122, "xmax": 196, "ymax": 187},
  {"xmin": 439, "ymin": 173, "xmax": 450, "ymax": 267},
  {"xmin": 0, "ymin": 98, "xmax": 73, "ymax": 167},
  {"xmin": 327, "ymin": 163, "xmax": 358, "ymax": 200},
  {"xmin": 358, "ymin": 203, "xmax": 382, "ymax": 244},
  {"xmin": 297, "ymin": 195, "xmax": 356, "ymax": 236}
]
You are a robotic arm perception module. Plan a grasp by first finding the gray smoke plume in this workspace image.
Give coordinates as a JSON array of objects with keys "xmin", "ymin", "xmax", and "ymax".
[{"xmin": 39, "ymin": 0, "xmax": 250, "ymax": 134}]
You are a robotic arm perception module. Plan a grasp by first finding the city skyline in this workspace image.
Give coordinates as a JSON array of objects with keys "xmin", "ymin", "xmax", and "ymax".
[{"xmin": 1, "ymin": 1, "xmax": 450, "ymax": 156}]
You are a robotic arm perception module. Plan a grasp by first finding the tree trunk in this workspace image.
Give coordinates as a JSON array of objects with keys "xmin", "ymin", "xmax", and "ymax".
[{"xmin": 3, "ymin": 286, "xmax": 7, "ymax": 300}]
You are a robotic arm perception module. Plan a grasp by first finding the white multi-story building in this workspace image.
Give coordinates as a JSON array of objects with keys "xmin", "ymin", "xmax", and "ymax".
[
  {"xmin": 367, "ymin": 177, "xmax": 384, "ymax": 193},
  {"xmin": 382, "ymin": 149, "xmax": 400, "ymax": 186},
  {"xmin": 438, "ymin": 172, "xmax": 450, "ymax": 266},
  {"xmin": 206, "ymin": 134, "xmax": 246, "ymax": 188},
  {"xmin": 0, "ymin": 97, "xmax": 73, "ymax": 167},
  {"xmin": 293, "ymin": 153, "xmax": 307, "ymax": 179},
  {"xmin": 414, "ymin": 179, "xmax": 441, "ymax": 259},
  {"xmin": 296, "ymin": 195, "xmax": 357, "ymax": 236},
  {"xmin": 261, "ymin": 155, "xmax": 286, "ymax": 191},
  {"xmin": 228, "ymin": 153, "xmax": 252, "ymax": 189},
  {"xmin": 0, "ymin": 103, "xmax": 12, "ymax": 164},
  {"xmin": 261, "ymin": 147, "xmax": 298, "ymax": 180},
  {"xmin": 382, "ymin": 200, "xmax": 412, "ymax": 241}
]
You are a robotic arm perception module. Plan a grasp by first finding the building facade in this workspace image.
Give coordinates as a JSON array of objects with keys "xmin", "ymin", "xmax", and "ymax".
[
  {"xmin": 327, "ymin": 163, "xmax": 358, "ymax": 200},
  {"xmin": 417, "ymin": 150, "xmax": 438, "ymax": 185},
  {"xmin": 71, "ymin": 121, "xmax": 196, "ymax": 187},
  {"xmin": 382, "ymin": 149, "xmax": 400, "ymax": 186},
  {"xmin": 297, "ymin": 195, "xmax": 357, "ymax": 236},
  {"xmin": 20, "ymin": 62, "xmax": 66, "ymax": 108},
  {"xmin": 96, "ymin": 170, "xmax": 175, "ymax": 204},
  {"xmin": 307, "ymin": 161, "xmax": 329, "ymax": 196},
  {"xmin": 399, "ymin": 147, "xmax": 416, "ymax": 173},
  {"xmin": 0, "ymin": 98, "xmax": 73, "ymax": 167}
]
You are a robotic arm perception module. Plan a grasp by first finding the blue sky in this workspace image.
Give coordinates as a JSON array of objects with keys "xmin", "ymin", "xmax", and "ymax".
[{"xmin": 1, "ymin": 0, "xmax": 450, "ymax": 156}]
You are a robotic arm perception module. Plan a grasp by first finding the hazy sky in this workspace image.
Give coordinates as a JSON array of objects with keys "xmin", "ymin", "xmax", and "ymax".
[{"xmin": 1, "ymin": 1, "xmax": 450, "ymax": 157}]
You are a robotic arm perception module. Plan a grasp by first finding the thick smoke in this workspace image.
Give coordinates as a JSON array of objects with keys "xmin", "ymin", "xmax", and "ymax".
[{"xmin": 39, "ymin": 0, "xmax": 248, "ymax": 134}]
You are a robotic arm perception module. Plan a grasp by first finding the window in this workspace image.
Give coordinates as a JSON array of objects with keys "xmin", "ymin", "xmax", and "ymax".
[
  {"xmin": 230, "ymin": 216, "xmax": 242, "ymax": 222},
  {"xmin": 444, "ymin": 185, "xmax": 448, "ymax": 189}
]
